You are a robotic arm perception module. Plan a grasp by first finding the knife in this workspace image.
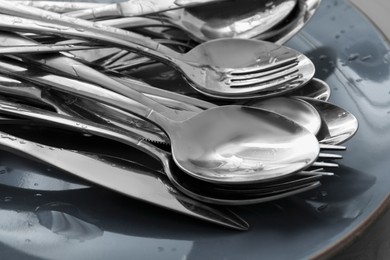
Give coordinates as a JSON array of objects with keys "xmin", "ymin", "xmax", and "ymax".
[{"xmin": 0, "ymin": 123, "xmax": 248, "ymax": 231}]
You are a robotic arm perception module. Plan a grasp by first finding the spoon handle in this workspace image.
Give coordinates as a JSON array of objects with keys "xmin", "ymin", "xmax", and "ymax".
[
  {"xmin": 0, "ymin": 98, "xmax": 166, "ymax": 159},
  {"xmin": 65, "ymin": 0, "xmax": 232, "ymax": 19},
  {"xmin": 11, "ymin": 1, "xmax": 106, "ymax": 13},
  {"xmin": 0, "ymin": 31, "xmax": 188, "ymax": 123},
  {"xmin": 0, "ymin": 126, "xmax": 248, "ymax": 230},
  {"xmin": 0, "ymin": 43, "xmax": 104, "ymax": 55},
  {"xmin": 0, "ymin": 1, "xmax": 181, "ymax": 59},
  {"xmin": 0, "ymin": 58, "xmax": 177, "ymax": 142},
  {"xmin": 0, "ymin": 31, "xmax": 213, "ymax": 111}
]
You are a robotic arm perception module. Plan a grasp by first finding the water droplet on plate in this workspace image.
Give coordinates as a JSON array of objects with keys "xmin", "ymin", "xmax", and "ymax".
[
  {"xmin": 361, "ymin": 55, "xmax": 372, "ymax": 61},
  {"xmin": 348, "ymin": 53, "xmax": 360, "ymax": 61}
]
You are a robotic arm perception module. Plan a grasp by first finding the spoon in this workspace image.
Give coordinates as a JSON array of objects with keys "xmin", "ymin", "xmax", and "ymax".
[
  {"xmin": 0, "ymin": 57, "xmax": 344, "ymax": 170},
  {"xmin": 0, "ymin": 56, "xmax": 321, "ymax": 186},
  {"xmin": 0, "ymin": 54, "xmax": 343, "ymax": 156},
  {"xmin": 98, "ymin": 0, "xmax": 297, "ymax": 42},
  {"xmin": 0, "ymin": 60, "xmax": 345, "ymax": 174},
  {"xmin": 94, "ymin": 0, "xmax": 315, "ymax": 45},
  {"xmin": 0, "ymin": 43, "xmax": 105, "ymax": 55},
  {"xmin": 288, "ymin": 78, "xmax": 331, "ymax": 101},
  {"xmin": 255, "ymin": 0, "xmax": 310, "ymax": 43},
  {"xmin": 244, "ymin": 96, "xmax": 322, "ymax": 135},
  {"xmin": 0, "ymin": 75, "xmax": 171, "ymax": 143},
  {"xmin": 0, "ymin": 30, "xmax": 215, "ymax": 112},
  {"xmin": 299, "ymin": 97, "xmax": 359, "ymax": 145},
  {"xmin": 0, "ymin": 99, "xmax": 328, "ymax": 202},
  {"xmin": 0, "ymin": 55, "xmax": 344, "ymax": 162},
  {"xmin": 0, "ymin": 3, "xmax": 315, "ymax": 98}
]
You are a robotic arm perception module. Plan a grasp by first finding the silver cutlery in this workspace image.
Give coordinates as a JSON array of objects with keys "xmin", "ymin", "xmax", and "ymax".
[
  {"xmin": 101, "ymin": 0, "xmax": 297, "ymax": 42},
  {"xmin": 65, "ymin": 0, "xmax": 234, "ymax": 19},
  {"xmin": 0, "ymin": 57, "xmax": 322, "ymax": 186},
  {"xmin": 0, "ymin": 124, "xmax": 249, "ymax": 230},
  {"xmin": 244, "ymin": 96, "xmax": 322, "ymax": 135},
  {"xmin": 0, "ymin": 0, "xmax": 358, "ymax": 231},
  {"xmin": 0, "ymin": 99, "xmax": 330, "ymax": 203},
  {"xmin": 0, "ymin": 42, "xmax": 104, "ymax": 55},
  {"xmin": 299, "ymin": 97, "xmax": 359, "ymax": 145},
  {"xmin": 10, "ymin": 0, "xmax": 320, "ymax": 48},
  {"xmin": 11, "ymin": 1, "xmax": 106, "ymax": 13},
  {"xmin": 0, "ymin": 55, "xmax": 348, "ymax": 159},
  {"xmin": 0, "ymin": 3, "xmax": 315, "ymax": 98}
]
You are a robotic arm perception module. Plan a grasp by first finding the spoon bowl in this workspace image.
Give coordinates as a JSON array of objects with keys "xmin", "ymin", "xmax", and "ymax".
[
  {"xmin": 0, "ymin": 99, "xmax": 324, "ymax": 205},
  {"xmin": 244, "ymin": 97, "xmax": 322, "ymax": 135},
  {"xmin": 169, "ymin": 105, "xmax": 320, "ymax": 184},
  {"xmin": 299, "ymin": 97, "xmax": 358, "ymax": 144},
  {"xmin": 289, "ymin": 78, "xmax": 331, "ymax": 101}
]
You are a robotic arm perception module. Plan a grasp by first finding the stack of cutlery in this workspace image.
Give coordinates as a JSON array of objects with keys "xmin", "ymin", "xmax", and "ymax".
[{"xmin": 0, "ymin": 0, "xmax": 357, "ymax": 230}]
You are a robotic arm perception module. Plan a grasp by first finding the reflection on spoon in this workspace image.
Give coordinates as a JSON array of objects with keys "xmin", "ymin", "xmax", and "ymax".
[
  {"xmin": 245, "ymin": 96, "xmax": 322, "ymax": 135},
  {"xmin": 299, "ymin": 97, "xmax": 359, "ymax": 144}
]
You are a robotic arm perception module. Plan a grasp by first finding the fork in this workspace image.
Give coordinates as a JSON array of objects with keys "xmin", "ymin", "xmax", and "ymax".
[{"xmin": 0, "ymin": 2, "xmax": 314, "ymax": 98}]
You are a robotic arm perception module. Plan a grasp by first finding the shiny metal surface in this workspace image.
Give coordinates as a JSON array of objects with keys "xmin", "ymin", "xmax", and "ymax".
[
  {"xmin": 0, "ymin": 57, "xmax": 171, "ymax": 144},
  {"xmin": 65, "ymin": 0, "xmax": 233, "ymax": 19},
  {"xmin": 299, "ymin": 97, "xmax": 359, "ymax": 145},
  {"xmin": 75, "ymin": 0, "xmax": 315, "ymax": 45},
  {"xmin": 153, "ymin": 0, "xmax": 297, "ymax": 42},
  {"xmin": 13, "ymin": 1, "xmax": 106, "ymax": 13},
  {"xmin": 0, "ymin": 43, "xmax": 103, "ymax": 55},
  {"xmin": 167, "ymin": 106, "xmax": 319, "ymax": 184},
  {"xmin": 0, "ymin": 67, "xmax": 322, "ymax": 186},
  {"xmin": 0, "ymin": 33, "xmax": 214, "ymax": 111},
  {"xmin": 245, "ymin": 96, "xmax": 322, "ymax": 135},
  {"xmin": 0, "ymin": 0, "xmax": 385, "ymax": 259},
  {"xmin": 0, "ymin": 27, "xmax": 321, "ymax": 184},
  {"xmin": 0, "ymin": 99, "xmax": 330, "ymax": 205},
  {"xmin": 259, "ymin": 0, "xmax": 321, "ymax": 44},
  {"xmin": 0, "ymin": 3, "xmax": 314, "ymax": 98},
  {"xmin": 0, "ymin": 125, "xmax": 248, "ymax": 230},
  {"xmin": 291, "ymin": 78, "xmax": 331, "ymax": 101}
]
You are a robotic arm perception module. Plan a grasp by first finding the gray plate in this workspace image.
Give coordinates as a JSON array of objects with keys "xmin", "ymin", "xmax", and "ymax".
[{"xmin": 0, "ymin": 0, "xmax": 388, "ymax": 259}]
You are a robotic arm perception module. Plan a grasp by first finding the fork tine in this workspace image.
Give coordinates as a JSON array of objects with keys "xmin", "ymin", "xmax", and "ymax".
[
  {"xmin": 320, "ymin": 144, "xmax": 347, "ymax": 150},
  {"xmin": 230, "ymin": 56, "xmax": 299, "ymax": 75},
  {"xmin": 298, "ymin": 171, "xmax": 334, "ymax": 176},
  {"xmin": 216, "ymin": 74, "xmax": 300, "ymax": 95},
  {"xmin": 228, "ymin": 66, "xmax": 299, "ymax": 88},
  {"xmin": 312, "ymin": 162, "xmax": 339, "ymax": 168},
  {"xmin": 318, "ymin": 153, "xmax": 343, "ymax": 159},
  {"xmin": 229, "ymin": 61, "xmax": 298, "ymax": 82}
]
